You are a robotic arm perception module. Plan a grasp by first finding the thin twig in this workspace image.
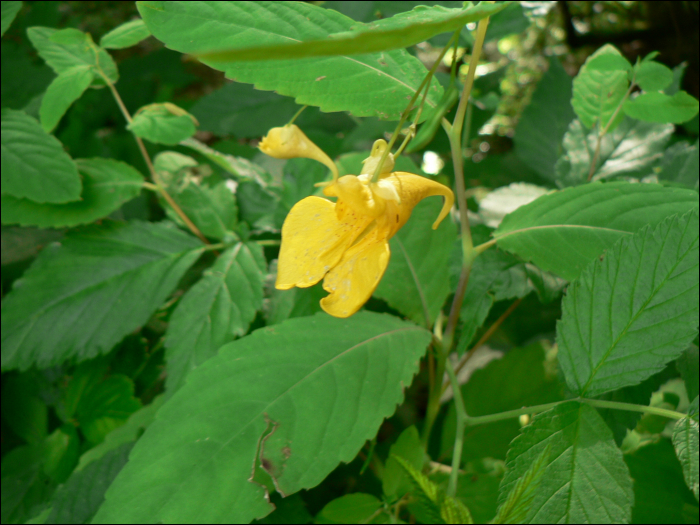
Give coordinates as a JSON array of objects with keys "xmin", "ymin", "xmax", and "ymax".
[{"xmin": 96, "ymin": 68, "xmax": 210, "ymax": 245}]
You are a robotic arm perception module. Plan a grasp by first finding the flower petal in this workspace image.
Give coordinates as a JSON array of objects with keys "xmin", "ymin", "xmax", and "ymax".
[
  {"xmin": 388, "ymin": 172, "xmax": 454, "ymax": 230},
  {"xmin": 320, "ymin": 231, "xmax": 390, "ymax": 318},
  {"xmin": 275, "ymin": 196, "xmax": 372, "ymax": 289}
]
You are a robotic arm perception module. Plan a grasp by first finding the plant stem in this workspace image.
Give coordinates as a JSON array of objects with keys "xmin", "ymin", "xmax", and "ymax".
[
  {"xmin": 442, "ymin": 298, "xmax": 522, "ymax": 397},
  {"xmin": 96, "ymin": 69, "xmax": 210, "ymax": 245},
  {"xmin": 371, "ymin": 30, "xmax": 459, "ymax": 183},
  {"xmin": 444, "ymin": 356, "xmax": 466, "ymax": 498},
  {"xmin": 459, "ymin": 398, "xmax": 688, "ymax": 427},
  {"xmin": 421, "ymin": 11, "xmax": 492, "ymax": 457},
  {"xmin": 442, "ymin": 13, "xmax": 491, "ymax": 354}
]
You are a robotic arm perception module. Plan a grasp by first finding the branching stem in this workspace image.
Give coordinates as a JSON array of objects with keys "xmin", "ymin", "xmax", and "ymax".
[{"xmin": 95, "ymin": 68, "xmax": 210, "ymax": 245}]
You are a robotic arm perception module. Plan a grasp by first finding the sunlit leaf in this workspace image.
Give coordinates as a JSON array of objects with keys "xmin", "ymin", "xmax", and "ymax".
[
  {"xmin": 127, "ymin": 103, "xmax": 198, "ymax": 145},
  {"xmin": 195, "ymin": 2, "xmax": 506, "ymax": 61},
  {"xmin": 100, "ymin": 19, "xmax": 150, "ymax": 49},
  {"xmin": 555, "ymin": 117, "xmax": 673, "ymax": 186},
  {"xmin": 39, "ymin": 65, "xmax": 94, "ymax": 132},
  {"xmin": 137, "ymin": 1, "xmax": 443, "ymax": 120},
  {"xmin": 572, "ymin": 44, "xmax": 628, "ymax": 131},
  {"xmin": 624, "ymin": 91, "xmax": 700, "ymax": 124}
]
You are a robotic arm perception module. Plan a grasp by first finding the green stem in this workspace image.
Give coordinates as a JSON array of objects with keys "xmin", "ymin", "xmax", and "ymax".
[
  {"xmin": 95, "ymin": 68, "xmax": 210, "ymax": 245},
  {"xmin": 371, "ymin": 30, "xmax": 459, "ymax": 183},
  {"xmin": 421, "ymin": 10, "xmax": 492, "ymax": 458},
  {"xmin": 459, "ymin": 398, "xmax": 688, "ymax": 427},
  {"xmin": 441, "ymin": 13, "xmax": 491, "ymax": 354},
  {"xmin": 422, "ymin": 343, "xmax": 446, "ymax": 448},
  {"xmin": 444, "ymin": 356, "xmax": 466, "ymax": 498}
]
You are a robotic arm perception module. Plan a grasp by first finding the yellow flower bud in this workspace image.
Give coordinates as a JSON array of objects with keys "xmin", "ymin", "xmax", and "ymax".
[{"xmin": 259, "ymin": 124, "xmax": 338, "ymax": 181}]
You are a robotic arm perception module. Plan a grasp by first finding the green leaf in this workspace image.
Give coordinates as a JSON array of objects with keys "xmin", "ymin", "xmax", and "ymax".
[
  {"xmin": 440, "ymin": 494, "xmax": 474, "ymax": 525},
  {"xmin": 164, "ymin": 243, "xmax": 266, "ymax": 396},
  {"xmin": 635, "ymin": 60, "xmax": 674, "ymax": 92},
  {"xmin": 314, "ymin": 493, "xmax": 382, "ymax": 524},
  {"xmin": 26, "ymin": 27, "xmax": 118, "ymax": 85},
  {"xmin": 1, "ymin": 108, "xmax": 81, "ymax": 203},
  {"xmin": 441, "ymin": 343, "xmax": 562, "ymax": 461},
  {"xmin": 493, "ymin": 181, "xmax": 699, "ymax": 281},
  {"xmin": 624, "ymin": 91, "xmax": 700, "ymax": 124},
  {"xmin": 455, "ymin": 248, "xmax": 522, "ymax": 354},
  {"xmin": 1, "ymin": 158, "xmax": 143, "ymax": 228},
  {"xmin": 572, "ymin": 44, "xmax": 629, "ymax": 131},
  {"xmin": 1, "ymin": 1, "xmax": 22, "ymax": 37},
  {"xmin": 383, "ymin": 426, "xmax": 424, "ymax": 499},
  {"xmin": 656, "ymin": 139, "xmax": 699, "ymax": 190},
  {"xmin": 75, "ymin": 375, "xmax": 142, "ymax": 444},
  {"xmin": 195, "ymin": 2, "xmax": 506, "ymax": 61},
  {"xmin": 677, "ymin": 345, "xmax": 699, "ymax": 402},
  {"xmin": 555, "ymin": 117, "xmax": 673, "ymax": 186},
  {"xmin": 454, "ymin": 469, "xmax": 502, "ymax": 524},
  {"xmin": 99, "ymin": 19, "xmax": 150, "ymax": 49},
  {"xmin": 557, "ymin": 209, "xmax": 699, "ymax": 397},
  {"xmin": 0, "ymin": 428, "xmax": 80, "ymax": 524},
  {"xmin": 1, "ymin": 221, "xmax": 203, "ymax": 371},
  {"xmin": 673, "ymin": 399, "xmax": 700, "ymax": 500},
  {"xmin": 265, "ymin": 262, "xmax": 326, "ymax": 324},
  {"xmin": 375, "ymin": 197, "xmax": 457, "ymax": 327},
  {"xmin": 47, "ymin": 442, "xmax": 133, "ymax": 525},
  {"xmin": 76, "ymin": 397, "xmax": 164, "ymax": 471},
  {"xmin": 93, "ymin": 312, "xmax": 431, "ymax": 523},
  {"xmin": 393, "ymin": 454, "xmax": 441, "ymax": 504},
  {"xmin": 498, "ymin": 401, "xmax": 633, "ymax": 523},
  {"xmin": 153, "ymin": 152, "xmax": 237, "ymax": 239},
  {"xmin": 190, "ymin": 81, "xmax": 300, "ymax": 138},
  {"xmin": 514, "ymin": 56, "xmax": 576, "ymax": 182},
  {"xmin": 137, "ymin": 1, "xmax": 444, "ymax": 121},
  {"xmin": 39, "ymin": 65, "xmax": 94, "ymax": 132},
  {"xmin": 585, "ymin": 53, "xmax": 632, "ymax": 72},
  {"xmin": 1, "ymin": 374, "xmax": 48, "ymax": 445},
  {"xmin": 492, "ymin": 445, "xmax": 550, "ymax": 524},
  {"xmin": 625, "ymin": 438, "xmax": 699, "ymax": 523},
  {"xmin": 127, "ymin": 103, "xmax": 198, "ymax": 145}
]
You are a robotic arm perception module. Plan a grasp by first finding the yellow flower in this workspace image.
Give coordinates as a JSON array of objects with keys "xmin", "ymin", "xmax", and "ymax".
[
  {"xmin": 261, "ymin": 127, "xmax": 454, "ymax": 318},
  {"xmin": 259, "ymin": 124, "xmax": 338, "ymax": 181}
]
